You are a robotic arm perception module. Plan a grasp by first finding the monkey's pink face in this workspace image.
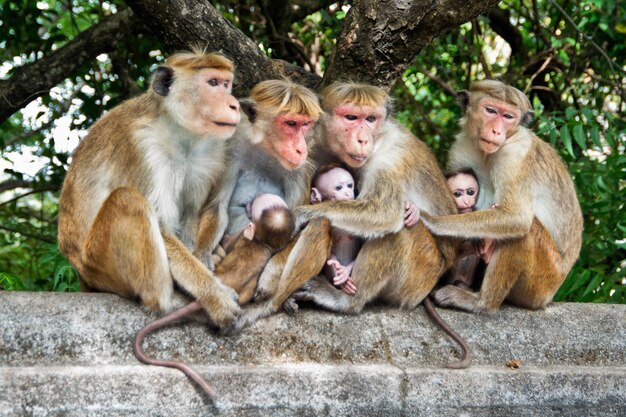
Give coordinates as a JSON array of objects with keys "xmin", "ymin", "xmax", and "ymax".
[
  {"xmin": 266, "ymin": 113, "xmax": 316, "ymax": 170},
  {"xmin": 477, "ymin": 98, "xmax": 520, "ymax": 154},
  {"xmin": 447, "ymin": 173, "xmax": 479, "ymax": 213},
  {"xmin": 315, "ymin": 167, "xmax": 355, "ymax": 202},
  {"xmin": 328, "ymin": 104, "xmax": 385, "ymax": 168},
  {"xmin": 186, "ymin": 69, "xmax": 241, "ymax": 139}
]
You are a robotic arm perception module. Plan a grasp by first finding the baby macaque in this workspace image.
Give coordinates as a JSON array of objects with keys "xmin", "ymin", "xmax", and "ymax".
[
  {"xmin": 310, "ymin": 165, "xmax": 419, "ymax": 295},
  {"xmin": 444, "ymin": 168, "xmax": 495, "ymax": 289},
  {"xmin": 218, "ymin": 193, "xmax": 295, "ymax": 304},
  {"xmin": 310, "ymin": 165, "xmax": 361, "ymax": 295}
]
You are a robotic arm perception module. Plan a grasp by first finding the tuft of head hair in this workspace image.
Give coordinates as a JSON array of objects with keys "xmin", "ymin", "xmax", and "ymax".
[
  {"xmin": 255, "ymin": 205, "xmax": 295, "ymax": 252},
  {"xmin": 469, "ymin": 80, "xmax": 531, "ymax": 114},
  {"xmin": 312, "ymin": 163, "xmax": 352, "ymax": 189},
  {"xmin": 321, "ymin": 81, "xmax": 392, "ymax": 115},
  {"xmin": 444, "ymin": 167, "xmax": 479, "ymax": 181},
  {"xmin": 165, "ymin": 49, "xmax": 235, "ymax": 73},
  {"xmin": 250, "ymin": 79, "xmax": 322, "ymax": 119}
]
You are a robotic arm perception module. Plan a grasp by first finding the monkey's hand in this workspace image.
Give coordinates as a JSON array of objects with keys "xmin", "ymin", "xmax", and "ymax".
[
  {"xmin": 327, "ymin": 259, "xmax": 350, "ymax": 286},
  {"xmin": 339, "ymin": 277, "xmax": 357, "ymax": 295},
  {"xmin": 404, "ymin": 200, "xmax": 420, "ymax": 227},
  {"xmin": 198, "ymin": 280, "xmax": 241, "ymax": 328},
  {"xmin": 479, "ymin": 238, "xmax": 496, "ymax": 264}
]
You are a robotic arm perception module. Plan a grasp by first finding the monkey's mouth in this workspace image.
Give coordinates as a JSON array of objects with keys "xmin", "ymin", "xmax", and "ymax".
[
  {"xmin": 214, "ymin": 121, "xmax": 238, "ymax": 128},
  {"xmin": 348, "ymin": 153, "xmax": 367, "ymax": 162}
]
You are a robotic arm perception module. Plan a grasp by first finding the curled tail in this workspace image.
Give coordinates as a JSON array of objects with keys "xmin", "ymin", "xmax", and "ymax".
[
  {"xmin": 133, "ymin": 301, "xmax": 217, "ymax": 399},
  {"xmin": 423, "ymin": 296, "xmax": 472, "ymax": 369}
]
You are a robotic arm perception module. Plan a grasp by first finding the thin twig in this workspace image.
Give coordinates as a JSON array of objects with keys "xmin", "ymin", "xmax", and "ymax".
[
  {"xmin": 0, "ymin": 225, "xmax": 56, "ymax": 244},
  {"xmin": 0, "ymin": 186, "xmax": 59, "ymax": 208}
]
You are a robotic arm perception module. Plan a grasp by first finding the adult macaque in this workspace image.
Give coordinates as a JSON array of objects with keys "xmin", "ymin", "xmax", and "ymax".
[
  {"xmin": 134, "ymin": 194, "xmax": 294, "ymax": 399},
  {"xmin": 58, "ymin": 50, "xmax": 241, "ymax": 327},
  {"xmin": 422, "ymin": 80, "xmax": 583, "ymax": 313},
  {"xmin": 218, "ymin": 193, "xmax": 295, "ymax": 304},
  {"xmin": 236, "ymin": 82, "xmax": 458, "ymax": 324},
  {"xmin": 216, "ymin": 79, "xmax": 323, "ymax": 240}
]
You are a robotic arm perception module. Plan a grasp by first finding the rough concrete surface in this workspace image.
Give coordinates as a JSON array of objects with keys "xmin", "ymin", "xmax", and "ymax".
[{"xmin": 0, "ymin": 292, "xmax": 624, "ymax": 416}]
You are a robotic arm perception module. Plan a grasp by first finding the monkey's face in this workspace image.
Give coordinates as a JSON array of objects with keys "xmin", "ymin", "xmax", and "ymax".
[
  {"xmin": 447, "ymin": 173, "xmax": 479, "ymax": 213},
  {"xmin": 315, "ymin": 167, "xmax": 355, "ymax": 202},
  {"xmin": 168, "ymin": 68, "xmax": 241, "ymax": 139},
  {"xmin": 328, "ymin": 104, "xmax": 385, "ymax": 168},
  {"xmin": 262, "ymin": 113, "xmax": 316, "ymax": 170},
  {"xmin": 474, "ymin": 98, "xmax": 521, "ymax": 154}
]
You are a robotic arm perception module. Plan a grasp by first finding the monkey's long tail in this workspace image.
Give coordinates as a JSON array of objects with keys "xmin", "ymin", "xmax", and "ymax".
[
  {"xmin": 422, "ymin": 296, "xmax": 472, "ymax": 369},
  {"xmin": 133, "ymin": 301, "xmax": 217, "ymax": 399}
]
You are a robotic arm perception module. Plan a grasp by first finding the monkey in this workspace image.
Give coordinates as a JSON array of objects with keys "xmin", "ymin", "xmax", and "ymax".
[
  {"xmin": 133, "ymin": 193, "xmax": 294, "ymax": 399},
  {"xmin": 442, "ymin": 168, "xmax": 493, "ymax": 290},
  {"xmin": 224, "ymin": 79, "xmax": 322, "ymax": 236},
  {"xmin": 311, "ymin": 164, "xmax": 420, "ymax": 295},
  {"xmin": 217, "ymin": 193, "xmax": 295, "ymax": 304},
  {"xmin": 232, "ymin": 81, "xmax": 471, "ymax": 368},
  {"xmin": 58, "ymin": 49, "xmax": 242, "ymax": 328},
  {"xmin": 194, "ymin": 79, "xmax": 323, "ymax": 269},
  {"xmin": 421, "ymin": 79, "xmax": 583, "ymax": 313}
]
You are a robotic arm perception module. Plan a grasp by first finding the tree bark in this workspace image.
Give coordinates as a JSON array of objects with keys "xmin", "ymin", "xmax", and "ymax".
[{"xmin": 322, "ymin": 0, "xmax": 501, "ymax": 89}]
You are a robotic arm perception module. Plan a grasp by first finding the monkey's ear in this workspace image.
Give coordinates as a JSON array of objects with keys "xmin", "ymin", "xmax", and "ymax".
[
  {"xmin": 520, "ymin": 111, "xmax": 534, "ymax": 128},
  {"xmin": 310, "ymin": 188, "xmax": 322, "ymax": 204},
  {"xmin": 456, "ymin": 91, "xmax": 470, "ymax": 114},
  {"xmin": 239, "ymin": 99, "xmax": 257, "ymax": 123},
  {"xmin": 152, "ymin": 66, "xmax": 174, "ymax": 96},
  {"xmin": 243, "ymin": 223, "xmax": 256, "ymax": 241},
  {"xmin": 384, "ymin": 100, "xmax": 394, "ymax": 120}
]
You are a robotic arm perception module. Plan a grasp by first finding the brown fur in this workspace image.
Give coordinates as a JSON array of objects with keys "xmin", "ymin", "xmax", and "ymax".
[
  {"xmin": 58, "ymin": 50, "xmax": 241, "ymax": 327},
  {"xmin": 232, "ymin": 82, "xmax": 459, "ymax": 332},
  {"xmin": 422, "ymin": 80, "xmax": 583, "ymax": 313}
]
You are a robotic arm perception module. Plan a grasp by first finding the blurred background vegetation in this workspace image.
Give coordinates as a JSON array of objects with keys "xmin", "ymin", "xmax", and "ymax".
[{"xmin": 0, "ymin": 0, "xmax": 624, "ymax": 302}]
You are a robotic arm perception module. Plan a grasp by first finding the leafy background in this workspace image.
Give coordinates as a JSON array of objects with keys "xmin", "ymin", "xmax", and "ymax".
[{"xmin": 1, "ymin": 0, "xmax": 624, "ymax": 303}]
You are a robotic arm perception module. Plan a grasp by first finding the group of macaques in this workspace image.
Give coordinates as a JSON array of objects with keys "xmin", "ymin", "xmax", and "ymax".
[{"xmin": 58, "ymin": 49, "xmax": 583, "ymax": 397}]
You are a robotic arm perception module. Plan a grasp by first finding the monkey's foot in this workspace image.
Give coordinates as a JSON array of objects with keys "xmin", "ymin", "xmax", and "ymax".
[
  {"xmin": 282, "ymin": 297, "xmax": 299, "ymax": 315},
  {"xmin": 199, "ymin": 281, "xmax": 241, "ymax": 328},
  {"xmin": 431, "ymin": 285, "xmax": 481, "ymax": 313}
]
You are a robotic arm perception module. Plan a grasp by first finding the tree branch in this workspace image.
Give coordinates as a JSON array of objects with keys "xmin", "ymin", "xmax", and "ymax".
[
  {"xmin": 322, "ymin": 0, "xmax": 501, "ymax": 89},
  {"xmin": 126, "ymin": 0, "xmax": 322, "ymax": 96},
  {"xmin": 0, "ymin": 225, "xmax": 56, "ymax": 244},
  {"xmin": 0, "ymin": 8, "xmax": 142, "ymax": 125}
]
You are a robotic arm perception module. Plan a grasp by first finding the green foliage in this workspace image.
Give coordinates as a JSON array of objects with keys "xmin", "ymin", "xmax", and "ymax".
[{"xmin": 1, "ymin": 0, "xmax": 624, "ymax": 303}]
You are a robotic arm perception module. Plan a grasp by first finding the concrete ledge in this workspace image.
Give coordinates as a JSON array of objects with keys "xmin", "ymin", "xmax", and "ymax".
[{"xmin": 1, "ymin": 292, "xmax": 625, "ymax": 416}]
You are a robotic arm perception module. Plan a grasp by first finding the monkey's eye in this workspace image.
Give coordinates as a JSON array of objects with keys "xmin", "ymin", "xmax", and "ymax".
[
  {"xmin": 345, "ymin": 115, "xmax": 358, "ymax": 121},
  {"xmin": 366, "ymin": 115, "xmax": 377, "ymax": 123},
  {"xmin": 347, "ymin": 183, "xmax": 354, "ymax": 189},
  {"xmin": 485, "ymin": 107, "xmax": 497, "ymax": 114},
  {"xmin": 223, "ymin": 80, "xmax": 230, "ymax": 88},
  {"xmin": 453, "ymin": 191, "xmax": 463, "ymax": 198},
  {"xmin": 467, "ymin": 189, "xmax": 476, "ymax": 196},
  {"xmin": 208, "ymin": 78, "xmax": 219, "ymax": 86},
  {"xmin": 503, "ymin": 113, "xmax": 515, "ymax": 120},
  {"xmin": 285, "ymin": 120, "xmax": 297, "ymax": 126},
  {"xmin": 335, "ymin": 185, "xmax": 343, "ymax": 191}
]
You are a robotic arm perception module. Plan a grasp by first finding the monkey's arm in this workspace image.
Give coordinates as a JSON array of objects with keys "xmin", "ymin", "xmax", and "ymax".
[
  {"xmin": 421, "ymin": 202, "xmax": 533, "ymax": 240},
  {"xmin": 295, "ymin": 182, "xmax": 405, "ymax": 239}
]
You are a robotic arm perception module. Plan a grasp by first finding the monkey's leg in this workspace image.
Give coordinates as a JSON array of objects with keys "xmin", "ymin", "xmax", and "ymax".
[
  {"xmin": 226, "ymin": 218, "xmax": 332, "ymax": 333},
  {"xmin": 507, "ymin": 219, "xmax": 564, "ymax": 310},
  {"xmin": 82, "ymin": 187, "xmax": 174, "ymax": 311},
  {"xmin": 163, "ymin": 235, "xmax": 240, "ymax": 328},
  {"xmin": 294, "ymin": 225, "xmax": 446, "ymax": 313},
  {"xmin": 270, "ymin": 217, "xmax": 333, "ymax": 309},
  {"xmin": 254, "ymin": 236, "xmax": 298, "ymax": 301},
  {"xmin": 433, "ymin": 234, "xmax": 525, "ymax": 313}
]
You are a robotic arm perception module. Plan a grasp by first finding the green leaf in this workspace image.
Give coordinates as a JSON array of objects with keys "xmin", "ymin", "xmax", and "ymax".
[
  {"xmin": 590, "ymin": 126, "xmax": 602, "ymax": 148},
  {"xmin": 560, "ymin": 125, "xmax": 575, "ymax": 157},
  {"xmin": 572, "ymin": 124, "xmax": 587, "ymax": 150}
]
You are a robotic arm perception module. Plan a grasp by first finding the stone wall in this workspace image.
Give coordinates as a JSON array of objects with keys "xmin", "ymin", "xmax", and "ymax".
[{"xmin": 1, "ymin": 292, "xmax": 624, "ymax": 416}]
